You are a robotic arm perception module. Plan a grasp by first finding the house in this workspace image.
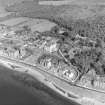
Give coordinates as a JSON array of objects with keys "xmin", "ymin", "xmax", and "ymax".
[
  {"xmin": 58, "ymin": 64, "xmax": 79, "ymax": 83},
  {"xmin": 8, "ymin": 47, "xmax": 20, "ymax": 58},
  {"xmin": 0, "ymin": 44, "xmax": 32, "ymax": 60},
  {"xmin": 43, "ymin": 38, "xmax": 60, "ymax": 53},
  {"xmin": 37, "ymin": 54, "xmax": 61, "ymax": 71},
  {"xmin": 37, "ymin": 54, "xmax": 52, "ymax": 70},
  {"xmin": 0, "ymin": 24, "xmax": 10, "ymax": 31},
  {"xmin": 0, "ymin": 24, "xmax": 13, "ymax": 38},
  {"xmin": 18, "ymin": 45, "xmax": 32, "ymax": 60},
  {"xmin": 2, "ymin": 46, "xmax": 20, "ymax": 59}
]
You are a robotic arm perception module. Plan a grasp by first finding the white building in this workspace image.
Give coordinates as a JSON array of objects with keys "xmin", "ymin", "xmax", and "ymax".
[
  {"xmin": 43, "ymin": 38, "xmax": 60, "ymax": 53},
  {"xmin": 37, "ymin": 54, "xmax": 60, "ymax": 71},
  {"xmin": 59, "ymin": 65, "xmax": 79, "ymax": 83}
]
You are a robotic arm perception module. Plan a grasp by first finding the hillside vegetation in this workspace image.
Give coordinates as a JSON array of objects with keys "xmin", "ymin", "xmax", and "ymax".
[{"xmin": 5, "ymin": 1, "xmax": 105, "ymax": 40}]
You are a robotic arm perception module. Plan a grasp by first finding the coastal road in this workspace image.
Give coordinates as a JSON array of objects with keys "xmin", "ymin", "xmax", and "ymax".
[{"xmin": 0, "ymin": 56, "xmax": 105, "ymax": 94}]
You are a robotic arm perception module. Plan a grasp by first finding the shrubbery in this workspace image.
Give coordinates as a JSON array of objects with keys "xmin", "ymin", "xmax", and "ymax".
[{"xmin": 49, "ymin": 16, "xmax": 105, "ymax": 76}]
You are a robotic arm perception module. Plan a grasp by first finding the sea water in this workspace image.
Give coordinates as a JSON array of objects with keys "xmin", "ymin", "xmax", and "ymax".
[{"xmin": 0, "ymin": 64, "xmax": 80, "ymax": 105}]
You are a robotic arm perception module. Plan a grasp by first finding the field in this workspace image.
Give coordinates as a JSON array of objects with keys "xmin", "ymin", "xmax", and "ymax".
[
  {"xmin": 5, "ymin": 0, "xmax": 105, "ymax": 20},
  {"xmin": 5, "ymin": 1, "xmax": 105, "ymax": 29},
  {"xmin": 4, "ymin": 0, "xmax": 105, "ymax": 42}
]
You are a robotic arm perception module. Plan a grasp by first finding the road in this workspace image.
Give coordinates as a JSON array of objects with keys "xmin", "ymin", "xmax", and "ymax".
[{"xmin": 0, "ymin": 55, "xmax": 105, "ymax": 94}]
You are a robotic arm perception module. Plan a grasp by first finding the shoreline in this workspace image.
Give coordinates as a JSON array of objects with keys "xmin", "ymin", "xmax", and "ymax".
[
  {"xmin": 0, "ymin": 57, "xmax": 104, "ymax": 105},
  {"xmin": 0, "ymin": 61, "xmax": 80, "ymax": 105},
  {"xmin": 0, "ymin": 59, "xmax": 79, "ymax": 100}
]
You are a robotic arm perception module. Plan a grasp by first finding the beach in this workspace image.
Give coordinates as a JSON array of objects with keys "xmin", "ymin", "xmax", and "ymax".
[
  {"xmin": 0, "ymin": 63, "xmax": 80, "ymax": 105},
  {"xmin": 0, "ymin": 56, "xmax": 104, "ymax": 105}
]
